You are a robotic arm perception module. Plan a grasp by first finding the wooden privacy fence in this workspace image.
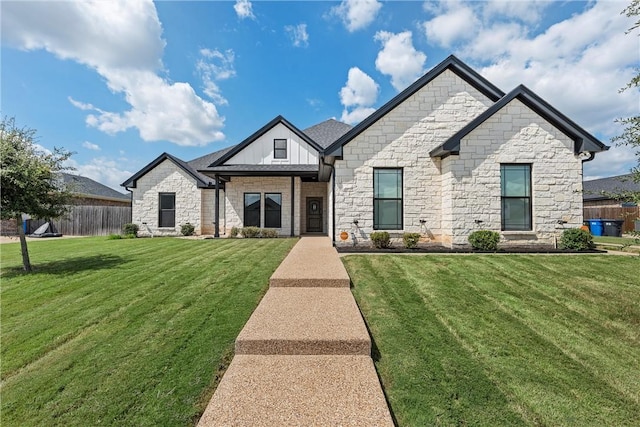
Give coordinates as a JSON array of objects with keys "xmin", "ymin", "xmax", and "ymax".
[
  {"xmin": 28, "ymin": 205, "xmax": 132, "ymax": 236},
  {"xmin": 583, "ymin": 206, "xmax": 639, "ymax": 232}
]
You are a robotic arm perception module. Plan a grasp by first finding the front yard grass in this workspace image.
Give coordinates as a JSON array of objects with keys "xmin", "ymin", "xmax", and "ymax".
[
  {"xmin": 1, "ymin": 236, "xmax": 296, "ymax": 426},
  {"xmin": 344, "ymin": 255, "xmax": 640, "ymax": 426}
]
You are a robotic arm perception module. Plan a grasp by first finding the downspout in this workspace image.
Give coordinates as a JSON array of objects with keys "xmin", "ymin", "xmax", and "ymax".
[
  {"xmin": 124, "ymin": 186, "xmax": 133, "ymax": 223},
  {"xmin": 321, "ymin": 156, "xmax": 336, "ymax": 246},
  {"xmin": 214, "ymin": 175, "xmax": 220, "ymax": 238},
  {"xmin": 290, "ymin": 176, "xmax": 295, "ymax": 237},
  {"xmin": 581, "ymin": 152, "xmax": 595, "ymax": 163}
]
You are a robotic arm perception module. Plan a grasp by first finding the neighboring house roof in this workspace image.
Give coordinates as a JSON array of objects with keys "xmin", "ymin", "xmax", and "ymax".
[
  {"xmin": 121, "ymin": 152, "xmax": 216, "ymax": 189},
  {"xmin": 62, "ymin": 173, "xmax": 130, "ymax": 201},
  {"xmin": 431, "ymin": 85, "xmax": 609, "ymax": 158},
  {"xmin": 209, "ymin": 115, "xmax": 324, "ymax": 167},
  {"xmin": 303, "ymin": 119, "xmax": 352, "ymax": 149},
  {"xmin": 583, "ymin": 174, "xmax": 640, "ymax": 201},
  {"xmin": 325, "ymin": 55, "xmax": 506, "ymax": 157}
]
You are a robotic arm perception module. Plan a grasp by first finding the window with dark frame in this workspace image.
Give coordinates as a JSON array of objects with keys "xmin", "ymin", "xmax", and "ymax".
[
  {"xmin": 244, "ymin": 193, "xmax": 261, "ymax": 227},
  {"xmin": 274, "ymin": 139, "xmax": 287, "ymax": 159},
  {"xmin": 158, "ymin": 193, "xmax": 176, "ymax": 228},
  {"xmin": 501, "ymin": 164, "xmax": 532, "ymax": 231},
  {"xmin": 373, "ymin": 168, "xmax": 403, "ymax": 230},
  {"xmin": 264, "ymin": 193, "xmax": 282, "ymax": 228}
]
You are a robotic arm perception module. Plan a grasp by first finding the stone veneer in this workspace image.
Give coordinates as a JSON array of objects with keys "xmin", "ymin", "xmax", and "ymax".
[
  {"xmin": 132, "ymin": 159, "xmax": 205, "ymax": 236},
  {"xmin": 224, "ymin": 176, "xmax": 301, "ymax": 236},
  {"xmin": 442, "ymin": 98, "xmax": 583, "ymax": 246},
  {"xmin": 333, "ymin": 70, "xmax": 494, "ymax": 246}
]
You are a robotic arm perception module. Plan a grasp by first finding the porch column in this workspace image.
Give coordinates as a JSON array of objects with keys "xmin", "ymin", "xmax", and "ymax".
[
  {"xmin": 290, "ymin": 176, "xmax": 295, "ymax": 237},
  {"xmin": 214, "ymin": 175, "xmax": 220, "ymax": 238}
]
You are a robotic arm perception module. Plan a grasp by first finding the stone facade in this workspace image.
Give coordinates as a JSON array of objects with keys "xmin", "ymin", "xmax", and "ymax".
[
  {"xmin": 224, "ymin": 176, "xmax": 301, "ymax": 236},
  {"xmin": 131, "ymin": 159, "xmax": 206, "ymax": 236},
  {"xmin": 333, "ymin": 70, "xmax": 494, "ymax": 246}
]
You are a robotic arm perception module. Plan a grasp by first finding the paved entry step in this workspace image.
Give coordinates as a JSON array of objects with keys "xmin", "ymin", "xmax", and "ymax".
[
  {"xmin": 197, "ymin": 355, "xmax": 394, "ymax": 427},
  {"xmin": 270, "ymin": 236, "xmax": 350, "ymax": 288},
  {"xmin": 236, "ymin": 288, "xmax": 371, "ymax": 355}
]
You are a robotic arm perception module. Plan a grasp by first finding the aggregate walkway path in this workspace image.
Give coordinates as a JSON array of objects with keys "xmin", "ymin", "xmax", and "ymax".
[{"xmin": 198, "ymin": 236, "xmax": 393, "ymax": 426}]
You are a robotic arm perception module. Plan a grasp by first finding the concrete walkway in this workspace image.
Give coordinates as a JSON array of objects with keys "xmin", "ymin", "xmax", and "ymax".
[{"xmin": 198, "ymin": 236, "xmax": 393, "ymax": 426}]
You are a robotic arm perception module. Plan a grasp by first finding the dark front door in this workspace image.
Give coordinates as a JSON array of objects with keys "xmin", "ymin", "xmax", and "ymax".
[{"xmin": 307, "ymin": 198, "xmax": 323, "ymax": 233}]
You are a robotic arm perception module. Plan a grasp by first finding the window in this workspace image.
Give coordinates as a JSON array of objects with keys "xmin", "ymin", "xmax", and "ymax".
[
  {"xmin": 158, "ymin": 193, "xmax": 175, "ymax": 227},
  {"xmin": 501, "ymin": 164, "xmax": 532, "ymax": 231},
  {"xmin": 373, "ymin": 168, "xmax": 403, "ymax": 230},
  {"xmin": 265, "ymin": 193, "xmax": 282, "ymax": 228},
  {"xmin": 244, "ymin": 193, "xmax": 261, "ymax": 227},
  {"xmin": 274, "ymin": 139, "xmax": 287, "ymax": 159}
]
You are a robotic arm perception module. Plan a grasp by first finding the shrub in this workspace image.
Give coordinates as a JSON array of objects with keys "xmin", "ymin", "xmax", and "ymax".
[
  {"xmin": 240, "ymin": 226, "xmax": 261, "ymax": 238},
  {"xmin": 260, "ymin": 229, "xmax": 279, "ymax": 238},
  {"xmin": 468, "ymin": 230, "xmax": 500, "ymax": 251},
  {"xmin": 123, "ymin": 233, "xmax": 137, "ymax": 239},
  {"xmin": 370, "ymin": 231, "xmax": 391, "ymax": 249},
  {"xmin": 122, "ymin": 223, "xmax": 139, "ymax": 237},
  {"xmin": 107, "ymin": 234, "xmax": 122, "ymax": 240},
  {"xmin": 403, "ymin": 233, "xmax": 421, "ymax": 249},
  {"xmin": 230, "ymin": 226, "xmax": 239, "ymax": 238},
  {"xmin": 559, "ymin": 228, "xmax": 594, "ymax": 251},
  {"xmin": 181, "ymin": 223, "xmax": 195, "ymax": 236}
]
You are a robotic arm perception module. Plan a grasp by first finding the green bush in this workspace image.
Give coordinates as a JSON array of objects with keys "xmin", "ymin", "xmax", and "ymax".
[
  {"xmin": 122, "ymin": 223, "xmax": 139, "ymax": 237},
  {"xmin": 230, "ymin": 226, "xmax": 239, "ymax": 238},
  {"xmin": 181, "ymin": 223, "xmax": 195, "ymax": 236},
  {"xmin": 402, "ymin": 233, "xmax": 421, "ymax": 249},
  {"xmin": 260, "ymin": 229, "xmax": 279, "ymax": 238},
  {"xmin": 468, "ymin": 230, "xmax": 500, "ymax": 251},
  {"xmin": 123, "ymin": 233, "xmax": 137, "ymax": 239},
  {"xmin": 240, "ymin": 226, "xmax": 261, "ymax": 238},
  {"xmin": 559, "ymin": 228, "xmax": 594, "ymax": 251},
  {"xmin": 107, "ymin": 234, "xmax": 122, "ymax": 240},
  {"xmin": 370, "ymin": 231, "xmax": 391, "ymax": 249}
]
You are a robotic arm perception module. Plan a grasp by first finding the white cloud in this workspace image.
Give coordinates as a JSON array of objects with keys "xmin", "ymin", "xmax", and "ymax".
[
  {"xmin": 2, "ymin": 0, "xmax": 226, "ymax": 147},
  {"xmin": 234, "ymin": 0, "xmax": 255, "ymax": 20},
  {"xmin": 423, "ymin": 5, "xmax": 480, "ymax": 47},
  {"xmin": 66, "ymin": 157, "xmax": 133, "ymax": 192},
  {"xmin": 374, "ymin": 31, "xmax": 427, "ymax": 91},
  {"xmin": 483, "ymin": 0, "xmax": 550, "ymax": 24},
  {"xmin": 584, "ymin": 145, "xmax": 638, "ymax": 181},
  {"xmin": 82, "ymin": 141, "xmax": 100, "ymax": 151},
  {"xmin": 339, "ymin": 67, "xmax": 379, "ymax": 125},
  {"xmin": 197, "ymin": 49, "xmax": 236, "ymax": 105},
  {"xmin": 331, "ymin": 0, "xmax": 382, "ymax": 32},
  {"xmin": 285, "ymin": 23, "xmax": 309, "ymax": 48}
]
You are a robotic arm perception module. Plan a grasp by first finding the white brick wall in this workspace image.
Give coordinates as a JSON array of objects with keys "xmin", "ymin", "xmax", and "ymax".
[
  {"xmin": 334, "ymin": 69, "xmax": 494, "ymax": 245},
  {"xmin": 131, "ymin": 159, "xmax": 203, "ymax": 236},
  {"xmin": 224, "ymin": 176, "xmax": 301, "ymax": 236},
  {"xmin": 443, "ymin": 98, "xmax": 583, "ymax": 246}
]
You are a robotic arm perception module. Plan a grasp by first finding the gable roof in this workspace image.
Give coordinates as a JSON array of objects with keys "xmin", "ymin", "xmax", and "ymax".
[
  {"xmin": 209, "ymin": 115, "xmax": 324, "ymax": 167},
  {"xmin": 121, "ymin": 152, "xmax": 215, "ymax": 189},
  {"xmin": 324, "ymin": 55, "xmax": 505, "ymax": 156},
  {"xmin": 303, "ymin": 119, "xmax": 352, "ymax": 149},
  {"xmin": 62, "ymin": 173, "xmax": 130, "ymax": 201},
  {"xmin": 583, "ymin": 174, "xmax": 639, "ymax": 201},
  {"xmin": 430, "ymin": 84, "xmax": 609, "ymax": 158}
]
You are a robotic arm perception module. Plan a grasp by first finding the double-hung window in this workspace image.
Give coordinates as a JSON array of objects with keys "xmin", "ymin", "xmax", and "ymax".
[
  {"xmin": 274, "ymin": 139, "xmax": 287, "ymax": 159},
  {"xmin": 244, "ymin": 193, "xmax": 261, "ymax": 227},
  {"xmin": 501, "ymin": 164, "xmax": 532, "ymax": 231},
  {"xmin": 373, "ymin": 168, "xmax": 403, "ymax": 230},
  {"xmin": 264, "ymin": 193, "xmax": 282, "ymax": 228},
  {"xmin": 158, "ymin": 193, "xmax": 176, "ymax": 227}
]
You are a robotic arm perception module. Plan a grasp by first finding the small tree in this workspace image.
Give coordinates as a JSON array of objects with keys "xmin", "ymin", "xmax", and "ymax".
[{"xmin": 0, "ymin": 117, "xmax": 73, "ymax": 271}]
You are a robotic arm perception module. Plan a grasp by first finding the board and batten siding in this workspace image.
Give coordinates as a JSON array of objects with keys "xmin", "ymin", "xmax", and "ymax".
[{"xmin": 225, "ymin": 123, "xmax": 319, "ymax": 165}]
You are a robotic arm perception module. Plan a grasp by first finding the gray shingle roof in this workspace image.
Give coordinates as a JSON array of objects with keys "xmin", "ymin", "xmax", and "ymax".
[
  {"xmin": 62, "ymin": 173, "xmax": 130, "ymax": 200},
  {"xmin": 303, "ymin": 119, "xmax": 352, "ymax": 149},
  {"xmin": 583, "ymin": 174, "xmax": 639, "ymax": 201}
]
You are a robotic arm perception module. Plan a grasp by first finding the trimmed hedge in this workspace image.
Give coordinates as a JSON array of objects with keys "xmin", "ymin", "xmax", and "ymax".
[
  {"xmin": 559, "ymin": 228, "xmax": 594, "ymax": 251},
  {"xmin": 403, "ymin": 233, "xmax": 421, "ymax": 249},
  {"xmin": 468, "ymin": 230, "xmax": 500, "ymax": 251},
  {"xmin": 370, "ymin": 231, "xmax": 391, "ymax": 249}
]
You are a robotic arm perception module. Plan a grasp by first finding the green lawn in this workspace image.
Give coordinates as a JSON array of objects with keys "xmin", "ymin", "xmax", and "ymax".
[
  {"xmin": 1, "ymin": 237, "xmax": 296, "ymax": 426},
  {"xmin": 344, "ymin": 255, "xmax": 640, "ymax": 426},
  {"xmin": 593, "ymin": 235, "xmax": 640, "ymax": 246}
]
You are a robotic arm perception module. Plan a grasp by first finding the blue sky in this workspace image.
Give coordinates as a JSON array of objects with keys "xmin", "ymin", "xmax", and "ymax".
[{"xmin": 2, "ymin": 0, "xmax": 638, "ymax": 192}]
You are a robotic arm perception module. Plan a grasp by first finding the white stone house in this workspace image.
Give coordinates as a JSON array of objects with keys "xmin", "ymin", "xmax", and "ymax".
[{"xmin": 122, "ymin": 55, "xmax": 608, "ymax": 247}]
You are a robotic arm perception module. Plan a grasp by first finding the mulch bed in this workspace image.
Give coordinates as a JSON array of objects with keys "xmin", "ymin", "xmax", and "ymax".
[{"xmin": 336, "ymin": 245, "xmax": 605, "ymax": 254}]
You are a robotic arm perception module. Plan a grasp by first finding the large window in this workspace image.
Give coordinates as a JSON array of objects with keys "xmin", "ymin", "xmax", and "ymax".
[
  {"xmin": 265, "ymin": 193, "xmax": 282, "ymax": 228},
  {"xmin": 244, "ymin": 193, "xmax": 261, "ymax": 227},
  {"xmin": 501, "ymin": 164, "xmax": 532, "ymax": 231},
  {"xmin": 373, "ymin": 168, "xmax": 403, "ymax": 230},
  {"xmin": 274, "ymin": 139, "xmax": 287, "ymax": 159},
  {"xmin": 158, "ymin": 193, "xmax": 175, "ymax": 227}
]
